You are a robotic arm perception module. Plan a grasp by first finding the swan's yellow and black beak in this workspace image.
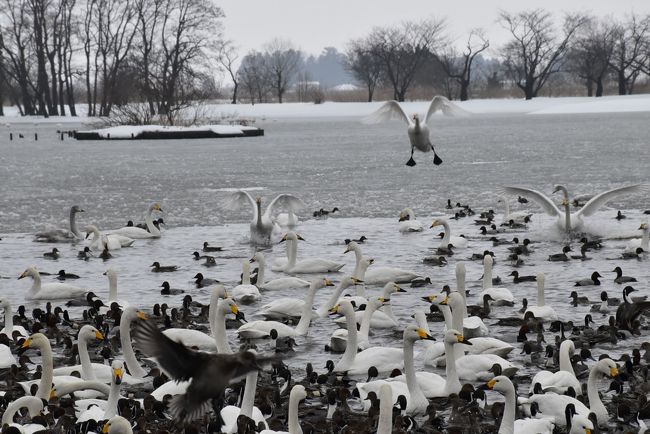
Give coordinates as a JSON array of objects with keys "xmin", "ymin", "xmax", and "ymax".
[
  {"xmin": 232, "ymin": 303, "xmax": 246, "ymax": 322},
  {"xmin": 430, "ymin": 220, "xmax": 441, "ymax": 229},
  {"xmin": 297, "ymin": 234, "xmax": 305, "ymax": 241},
  {"xmin": 324, "ymin": 278, "xmax": 335, "ymax": 287},
  {"xmin": 439, "ymin": 296, "xmax": 449, "ymax": 305},
  {"xmin": 21, "ymin": 337, "xmax": 31, "ymax": 349},
  {"xmin": 153, "ymin": 203, "xmax": 163, "ymax": 212},
  {"xmin": 18, "ymin": 270, "xmax": 27, "ymax": 280},
  {"xmin": 486, "ymin": 379, "xmax": 497, "ymax": 390},
  {"xmin": 398, "ymin": 215, "xmax": 408, "ymax": 222},
  {"xmin": 417, "ymin": 328, "xmax": 435, "ymax": 341},
  {"xmin": 249, "ymin": 256, "xmax": 256, "ymax": 263},
  {"xmin": 456, "ymin": 334, "xmax": 472, "ymax": 345},
  {"xmin": 136, "ymin": 310, "xmax": 147, "ymax": 320},
  {"xmin": 395, "ymin": 284, "xmax": 406, "ymax": 293},
  {"xmin": 279, "ymin": 235, "xmax": 288, "ymax": 243},
  {"xmin": 49, "ymin": 388, "xmax": 58, "ymax": 400},
  {"xmin": 640, "ymin": 223, "xmax": 647, "ymax": 230},
  {"xmin": 584, "ymin": 429, "xmax": 591, "ymax": 434},
  {"xmin": 378, "ymin": 297, "xmax": 389, "ymax": 304},
  {"xmin": 561, "ymin": 199, "xmax": 569, "ymax": 206},
  {"xmin": 95, "ymin": 330, "xmax": 105, "ymax": 341},
  {"xmin": 351, "ymin": 278, "xmax": 364, "ymax": 285},
  {"xmin": 422, "ymin": 295, "xmax": 436, "ymax": 303},
  {"xmin": 328, "ymin": 304, "xmax": 340, "ymax": 315},
  {"xmin": 102, "ymin": 421, "xmax": 111, "ymax": 434},
  {"xmin": 610, "ymin": 366, "xmax": 618, "ymax": 378},
  {"xmin": 114, "ymin": 367, "xmax": 123, "ymax": 385},
  {"xmin": 343, "ymin": 245, "xmax": 352, "ymax": 253}
]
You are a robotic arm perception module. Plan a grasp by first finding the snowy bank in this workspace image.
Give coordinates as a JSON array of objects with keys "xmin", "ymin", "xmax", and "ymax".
[{"xmin": 75, "ymin": 124, "xmax": 263, "ymax": 140}]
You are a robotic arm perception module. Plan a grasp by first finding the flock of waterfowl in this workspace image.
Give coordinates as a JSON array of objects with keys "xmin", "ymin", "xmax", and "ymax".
[{"xmin": 1, "ymin": 185, "xmax": 649, "ymax": 434}]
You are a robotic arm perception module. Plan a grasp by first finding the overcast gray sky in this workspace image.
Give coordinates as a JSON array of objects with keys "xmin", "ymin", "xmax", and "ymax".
[{"xmin": 219, "ymin": 0, "xmax": 650, "ymax": 56}]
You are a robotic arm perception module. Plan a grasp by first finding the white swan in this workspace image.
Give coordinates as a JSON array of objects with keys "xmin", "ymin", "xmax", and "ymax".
[
  {"xmin": 333, "ymin": 284, "xmax": 403, "ymax": 330},
  {"xmin": 0, "ymin": 298, "xmax": 29, "ymax": 337},
  {"xmin": 487, "ymin": 376, "xmax": 556, "ymax": 434},
  {"xmin": 1, "ymin": 396, "xmax": 46, "ymax": 433},
  {"xmin": 332, "ymin": 299, "xmax": 403, "ymax": 375},
  {"xmin": 530, "ymin": 340, "xmax": 581, "ymax": 396},
  {"xmin": 316, "ymin": 276, "xmax": 363, "ymax": 318},
  {"xmin": 220, "ymin": 356, "xmax": 269, "ymax": 433},
  {"xmin": 362, "ymin": 96, "xmax": 465, "ymax": 166},
  {"xmin": 225, "ymin": 191, "xmax": 304, "ymax": 246},
  {"xmin": 238, "ymin": 278, "xmax": 333, "ymax": 339},
  {"xmin": 377, "ymin": 384, "xmax": 393, "ymax": 434},
  {"xmin": 586, "ymin": 358, "xmax": 618, "ymax": 426},
  {"xmin": 502, "ymin": 184, "xmax": 647, "ymax": 234},
  {"xmin": 497, "ymin": 196, "xmax": 532, "ymax": 225},
  {"xmin": 110, "ymin": 203, "xmax": 163, "ymax": 238},
  {"xmin": 478, "ymin": 255, "xmax": 514, "ymax": 305},
  {"xmin": 103, "ymin": 268, "xmax": 129, "ymax": 308},
  {"xmin": 85, "ymin": 225, "xmax": 134, "ymax": 250},
  {"xmin": 344, "ymin": 241, "xmax": 418, "ymax": 284},
  {"xmin": 34, "ymin": 205, "xmax": 85, "ymax": 242},
  {"xmin": 430, "ymin": 218, "xmax": 469, "ymax": 249},
  {"xmin": 259, "ymin": 385, "xmax": 306, "ymax": 434},
  {"xmin": 251, "ymin": 252, "xmax": 310, "ymax": 290},
  {"xmin": 280, "ymin": 232, "xmax": 344, "ymax": 273},
  {"xmin": 398, "ymin": 208, "xmax": 424, "ymax": 232},
  {"xmin": 102, "ymin": 416, "xmax": 134, "ymax": 434},
  {"xmin": 0, "ymin": 343, "xmax": 16, "ymax": 369},
  {"xmin": 453, "ymin": 263, "xmax": 491, "ymax": 340},
  {"xmin": 525, "ymin": 393, "xmax": 590, "ymax": 428},
  {"xmin": 524, "ymin": 273, "xmax": 558, "ymax": 321},
  {"xmin": 626, "ymin": 222, "xmax": 649, "ymax": 252},
  {"xmin": 231, "ymin": 261, "xmax": 261, "ymax": 304},
  {"xmin": 120, "ymin": 307, "xmax": 148, "ymax": 378},
  {"xmin": 18, "ymin": 267, "xmax": 87, "ymax": 300},
  {"xmin": 76, "ymin": 359, "xmax": 124, "ymax": 422}
]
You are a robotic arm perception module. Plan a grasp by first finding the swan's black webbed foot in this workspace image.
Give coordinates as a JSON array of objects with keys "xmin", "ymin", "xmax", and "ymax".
[
  {"xmin": 406, "ymin": 157, "xmax": 416, "ymax": 167},
  {"xmin": 433, "ymin": 154, "xmax": 443, "ymax": 165}
]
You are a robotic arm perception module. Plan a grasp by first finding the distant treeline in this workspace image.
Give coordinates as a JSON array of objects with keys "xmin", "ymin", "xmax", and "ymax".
[{"xmin": 1, "ymin": 4, "xmax": 649, "ymax": 118}]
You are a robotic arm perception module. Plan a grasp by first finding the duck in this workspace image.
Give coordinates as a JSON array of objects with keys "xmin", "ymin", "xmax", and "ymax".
[
  {"xmin": 78, "ymin": 246, "xmax": 92, "ymax": 260},
  {"xmin": 344, "ymin": 241, "xmax": 419, "ymax": 284},
  {"xmin": 575, "ymin": 272, "xmax": 601, "ymax": 286},
  {"xmin": 430, "ymin": 218, "xmax": 469, "ymax": 249},
  {"xmin": 34, "ymin": 205, "xmax": 85, "ymax": 242},
  {"xmin": 250, "ymin": 252, "xmax": 310, "ymax": 290},
  {"xmin": 225, "ymin": 191, "xmax": 304, "ymax": 246},
  {"xmin": 569, "ymin": 291, "xmax": 590, "ymax": 306},
  {"xmin": 18, "ymin": 266, "xmax": 87, "ymax": 300},
  {"xmin": 497, "ymin": 196, "xmax": 532, "ymax": 225},
  {"xmin": 110, "ymin": 203, "xmax": 163, "ymax": 238},
  {"xmin": 612, "ymin": 266, "xmax": 637, "ymax": 284},
  {"xmin": 398, "ymin": 208, "xmax": 424, "ymax": 232},
  {"xmin": 160, "ymin": 281, "xmax": 184, "ymax": 295},
  {"xmin": 362, "ymin": 96, "xmax": 464, "ymax": 166},
  {"xmin": 231, "ymin": 261, "xmax": 261, "ymax": 304},
  {"xmin": 43, "ymin": 247, "xmax": 61, "ymax": 259},
  {"xmin": 313, "ymin": 207, "xmax": 339, "ymax": 218},
  {"xmin": 502, "ymin": 184, "xmax": 646, "ymax": 234},
  {"xmin": 616, "ymin": 210, "xmax": 626, "ymax": 220},
  {"xmin": 622, "ymin": 247, "xmax": 645, "ymax": 259},
  {"xmin": 615, "ymin": 286, "xmax": 650, "ymax": 332},
  {"xmin": 509, "ymin": 270, "xmax": 536, "ymax": 283},
  {"xmin": 194, "ymin": 272, "xmax": 219, "ymax": 288},
  {"xmin": 277, "ymin": 232, "xmax": 345, "ymax": 274},
  {"xmin": 202, "ymin": 241, "xmax": 222, "ymax": 252},
  {"xmin": 478, "ymin": 255, "xmax": 514, "ymax": 306},
  {"xmin": 57, "ymin": 269, "xmax": 80, "ymax": 280},
  {"xmin": 524, "ymin": 273, "xmax": 558, "ymax": 322},
  {"xmin": 626, "ymin": 222, "xmax": 649, "ymax": 252},
  {"xmin": 151, "ymin": 261, "xmax": 178, "ymax": 272},
  {"xmin": 548, "ymin": 246, "xmax": 572, "ymax": 262},
  {"xmin": 529, "ymin": 339, "xmax": 581, "ymax": 395},
  {"xmin": 238, "ymin": 278, "xmax": 333, "ymax": 339}
]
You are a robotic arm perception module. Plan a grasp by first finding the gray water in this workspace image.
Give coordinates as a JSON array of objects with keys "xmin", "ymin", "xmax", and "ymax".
[{"xmin": 1, "ymin": 112, "xmax": 650, "ymax": 428}]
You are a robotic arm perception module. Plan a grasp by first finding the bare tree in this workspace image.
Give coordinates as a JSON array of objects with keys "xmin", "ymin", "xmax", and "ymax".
[
  {"xmin": 238, "ymin": 50, "xmax": 270, "ymax": 105},
  {"xmin": 217, "ymin": 40, "xmax": 239, "ymax": 104},
  {"xmin": 369, "ymin": 19, "xmax": 446, "ymax": 101},
  {"xmin": 568, "ymin": 17, "xmax": 615, "ymax": 97},
  {"xmin": 499, "ymin": 9, "xmax": 587, "ymax": 100},
  {"xmin": 263, "ymin": 38, "xmax": 302, "ymax": 103},
  {"xmin": 608, "ymin": 15, "xmax": 650, "ymax": 95},
  {"xmin": 438, "ymin": 29, "xmax": 489, "ymax": 101},
  {"xmin": 134, "ymin": 0, "xmax": 165, "ymax": 116},
  {"xmin": 344, "ymin": 37, "xmax": 383, "ymax": 102}
]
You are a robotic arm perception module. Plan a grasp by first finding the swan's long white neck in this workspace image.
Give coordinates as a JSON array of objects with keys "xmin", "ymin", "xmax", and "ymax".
[
  {"xmin": 348, "ymin": 243, "xmax": 363, "ymax": 277},
  {"xmin": 317, "ymin": 280, "xmax": 350, "ymax": 318},
  {"xmin": 483, "ymin": 257, "xmax": 493, "ymax": 290},
  {"xmin": 287, "ymin": 238, "xmax": 298, "ymax": 269},
  {"xmin": 70, "ymin": 208, "xmax": 81, "ymax": 238},
  {"xmin": 380, "ymin": 285, "xmax": 397, "ymax": 323},
  {"xmin": 439, "ymin": 220, "xmax": 451, "ymax": 246},
  {"xmin": 403, "ymin": 336, "xmax": 427, "ymax": 407},
  {"xmin": 536, "ymin": 274, "xmax": 545, "ymax": 307},
  {"xmin": 358, "ymin": 303, "xmax": 379, "ymax": 346},
  {"xmin": 376, "ymin": 385, "xmax": 392, "ymax": 434},
  {"xmin": 443, "ymin": 338, "xmax": 461, "ymax": 395},
  {"xmin": 214, "ymin": 302, "xmax": 232, "ymax": 354},
  {"xmin": 456, "ymin": 263, "xmax": 468, "ymax": 319},
  {"xmin": 2, "ymin": 301, "xmax": 14, "ymax": 332},
  {"xmin": 36, "ymin": 339, "xmax": 54, "ymax": 401},
  {"xmin": 498, "ymin": 382, "xmax": 516, "ymax": 434},
  {"xmin": 29, "ymin": 269, "xmax": 42, "ymax": 296},
  {"xmin": 255, "ymin": 257, "xmax": 266, "ymax": 286},
  {"xmin": 557, "ymin": 186, "xmax": 572, "ymax": 233},
  {"xmin": 107, "ymin": 271, "xmax": 118, "ymax": 302},
  {"xmin": 500, "ymin": 197, "xmax": 511, "ymax": 222},
  {"xmin": 335, "ymin": 305, "xmax": 358, "ymax": 371},
  {"xmin": 120, "ymin": 313, "xmax": 147, "ymax": 378},
  {"xmin": 1, "ymin": 396, "xmax": 42, "ymax": 425},
  {"xmin": 448, "ymin": 294, "xmax": 465, "ymax": 361},
  {"xmin": 587, "ymin": 365, "xmax": 607, "ymax": 424},
  {"xmin": 53, "ymin": 380, "xmax": 110, "ymax": 397},
  {"xmin": 439, "ymin": 304, "xmax": 453, "ymax": 330},
  {"xmin": 255, "ymin": 202, "xmax": 264, "ymax": 229},
  {"xmin": 78, "ymin": 334, "xmax": 96, "ymax": 381},
  {"xmin": 104, "ymin": 373, "xmax": 121, "ymax": 419},
  {"xmin": 144, "ymin": 206, "xmax": 160, "ymax": 236},
  {"xmin": 240, "ymin": 370, "xmax": 258, "ymax": 418},
  {"xmin": 242, "ymin": 262, "xmax": 251, "ymax": 285},
  {"xmin": 559, "ymin": 341, "xmax": 575, "ymax": 376},
  {"xmin": 295, "ymin": 284, "xmax": 318, "ymax": 335},
  {"xmin": 288, "ymin": 390, "xmax": 303, "ymax": 434},
  {"xmin": 641, "ymin": 226, "xmax": 649, "ymax": 250}
]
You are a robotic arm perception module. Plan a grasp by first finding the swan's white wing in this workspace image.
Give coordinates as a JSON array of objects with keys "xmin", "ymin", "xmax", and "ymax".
[
  {"xmin": 361, "ymin": 101, "xmax": 411, "ymax": 125},
  {"xmin": 425, "ymin": 96, "xmax": 469, "ymax": 122},
  {"xmin": 501, "ymin": 186, "xmax": 562, "ymax": 217},
  {"xmin": 263, "ymin": 194, "xmax": 305, "ymax": 219},
  {"xmin": 576, "ymin": 184, "xmax": 648, "ymax": 218},
  {"xmin": 223, "ymin": 190, "xmax": 256, "ymax": 212}
]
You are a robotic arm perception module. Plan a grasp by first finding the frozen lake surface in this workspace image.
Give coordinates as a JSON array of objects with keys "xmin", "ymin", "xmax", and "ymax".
[{"xmin": 1, "ymin": 110, "xmax": 649, "ymax": 429}]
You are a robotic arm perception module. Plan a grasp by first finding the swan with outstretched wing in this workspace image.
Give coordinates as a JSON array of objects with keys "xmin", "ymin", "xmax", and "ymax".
[
  {"xmin": 502, "ymin": 184, "xmax": 647, "ymax": 233},
  {"xmin": 362, "ymin": 96, "xmax": 467, "ymax": 167},
  {"xmin": 225, "ymin": 191, "xmax": 305, "ymax": 246}
]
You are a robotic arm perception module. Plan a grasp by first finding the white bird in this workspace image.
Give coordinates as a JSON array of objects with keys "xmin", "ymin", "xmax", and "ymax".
[
  {"xmin": 398, "ymin": 208, "xmax": 424, "ymax": 232},
  {"xmin": 251, "ymin": 252, "xmax": 310, "ymax": 290},
  {"xmin": 85, "ymin": 225, "xmax": 134, "ymax": 250},
  {"xmin": 362, "ymin": 96, "xmax": 466, "ymax": 166},
  {"xmin": 102, "ymin": 416, "xmax": 134, "ymax": 434},
  {"xmin": 279, "ymin": 232, "xmax": 344, "ymax": 273},
  {"xmin": 231, "ymin": 261, "xmax": 261, "ymax": 304},
  {"xmin": 0, "ymin": 298, "xmax": 29, "ymax": 337},
  {"xmin": 529, "ymin": 340, "xmax": 581, "ymax": 396},
  {"xmin": 344, "ymin": 241, "xmax": 418, "ymax": 284},
  {"xmin": 626, "ymin": 222, "xmax": 649, "ymax": 252},
  {"xmin": 34, "ymin": 205, "xmax": 85, "ymax": 242},
  {"xmin": 18, "ymin": 267, "xmax": 87, "ymax": 300},
  {"xmin": 1, "ymin": 396, "xmax": 46, "ymax": 433},
  {"xmin": 120, "ymin": 307, "xmax": 148, "ymax": 378},
  {"xmin": 220, "ymin": 356, "xmax": 269, "ymax": 433},
  {"xmin": 225, "ymin": 191, "xmax": 304, "ymax": 246},
  {"xmin": 110, "ymin": 203, "xmax": 163, "ymax": 238},
  {"xmin": 430, "ymin": 218, "xmax": 469, "ymax": 249},
  {"xmin": 524, "ymin": 273, "xmax": 558, "ymax": 322},
  {"xmin": 502, "ymin": 184, "xmax": 647, "ymax": 234},
  {"xmin": 259, "ymin": 385, "xmax": 306, "ymax": 434},
  {"xmin": 478, "ymin": 255, "xmax": 514, "ymax": 306},
  {"xmin": 497, "ymin": 196, "xmax": 532, "ymax": 225}
]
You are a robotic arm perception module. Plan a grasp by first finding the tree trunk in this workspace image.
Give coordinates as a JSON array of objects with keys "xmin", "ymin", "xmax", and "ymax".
[
  {"xmin": 595, "ymin": 78, "xmax": 604, "ymax": 97},
  {"xmin": 459, "ymin": 79, "xmax": 469, "ymax": 101},
  {"xmin": 524, "ymin": 80, "xmax": 534, "ymax": 100},
  {"xmin": 367, "ymin": 84, "xmax": 373, "ymax": 102},
  {"xmin": 586, "ymin": 79, "xmax": 594, "ymax": 97},
  {"xmin": 617, "ymin": 70, "xmax": 626, "ymax": 95},
  {"xmin": 231, "ymin": 82, "xmax": 238, "ymax": 104}
]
